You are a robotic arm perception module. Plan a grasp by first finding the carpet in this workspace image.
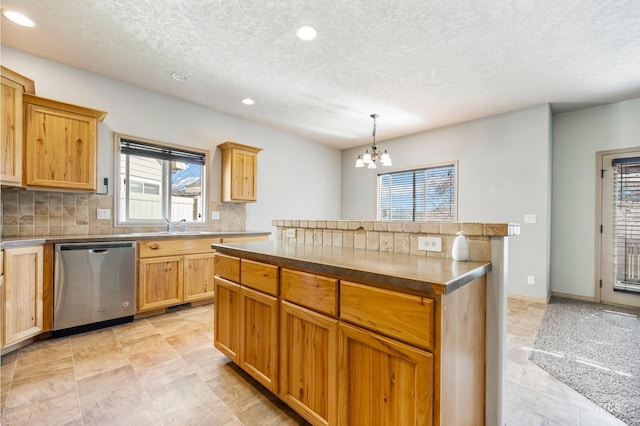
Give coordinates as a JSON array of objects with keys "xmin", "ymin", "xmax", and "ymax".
[{"xmin": 530, "ymin": 296, "xmax": 640, "ymax": 425}]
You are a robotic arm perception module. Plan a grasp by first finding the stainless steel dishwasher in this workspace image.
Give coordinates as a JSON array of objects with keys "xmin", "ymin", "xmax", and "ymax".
[{"xmin": 53, "ymin": 241, "xmax": 136, "ymax": 336}]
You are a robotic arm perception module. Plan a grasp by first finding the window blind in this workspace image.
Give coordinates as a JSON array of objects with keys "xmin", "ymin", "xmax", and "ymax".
[
  {"xmin": 612, "ymin": 158, "xmax": 640, "ymax": 292},
  {"xmin": 120, "ymin": 139, "xmax": 206, "ymax": 165},
  {"xmin": 378, "ymin": 164, "xmax": 455, "ymax": 221}
]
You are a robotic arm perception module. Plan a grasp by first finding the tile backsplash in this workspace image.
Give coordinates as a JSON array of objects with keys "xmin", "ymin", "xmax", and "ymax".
[{"xmin": 0, "ymin": 188, "xmax": 246, "ymax": 237}]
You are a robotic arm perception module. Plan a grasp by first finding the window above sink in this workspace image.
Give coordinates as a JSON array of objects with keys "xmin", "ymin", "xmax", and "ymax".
[{"xmin": 115, "ymin": 133, "xmax": 209, "ymax": 227}]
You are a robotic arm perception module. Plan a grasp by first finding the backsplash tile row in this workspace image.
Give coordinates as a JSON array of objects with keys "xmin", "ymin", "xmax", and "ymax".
[
  {"xmin": 0, "ymin": 188, "xmax": 246, "ymax": 237},
  {"xmin": 271, "ymin": 219, "xmax": 519, "ymax": 262}
]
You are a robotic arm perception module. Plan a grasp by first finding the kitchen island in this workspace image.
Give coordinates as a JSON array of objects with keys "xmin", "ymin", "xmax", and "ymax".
[{"xmin": 212, "ymin": 236, "xmax": 510, "ymax": 426}]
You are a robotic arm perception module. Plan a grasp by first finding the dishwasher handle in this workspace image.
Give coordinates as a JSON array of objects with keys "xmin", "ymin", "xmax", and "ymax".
[{"xmin": 89, "ymin": 249, "xmax": 109, "ymax": 255}]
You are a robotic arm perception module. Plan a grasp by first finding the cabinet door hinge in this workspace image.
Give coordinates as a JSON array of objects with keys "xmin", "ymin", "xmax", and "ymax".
[
  {"xmin": 600, "ymin": 225, "xmax": 603, "ymax": 233},
  {"xmin": 600, "ymin": 279, "xmax": 603, "ymax": 288},
  {"xmin": 601, "ymin": 169, "xmax": 606, "ymax": 178}
]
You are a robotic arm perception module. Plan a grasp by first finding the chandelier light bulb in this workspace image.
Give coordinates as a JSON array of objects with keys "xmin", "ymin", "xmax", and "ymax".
[{"xmin": 355, "ymin": 155, "xmax": 365, "ymax": 167}]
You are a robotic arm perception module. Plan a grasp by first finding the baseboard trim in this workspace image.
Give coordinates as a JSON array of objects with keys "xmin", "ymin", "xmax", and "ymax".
[
  {"xmin": 507, "ymin": 293, "xmax": 549, "ymax": 304},
  {"xmin": 550, "ymin": 291, "xmax": 596, "ymax": 303}
]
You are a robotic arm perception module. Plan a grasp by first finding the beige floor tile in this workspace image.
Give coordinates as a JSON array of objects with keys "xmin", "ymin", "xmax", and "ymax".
[
  {"xmin": 71, "ymin": 332, "xmax": 130, "ymax": 381},
  {"xmin": 1, "ymin": 390, "xmax": 82, "ymax": 426},
  {"xmin": 78, "ymin": 364, "xmax": 160, "ymax": 425}
]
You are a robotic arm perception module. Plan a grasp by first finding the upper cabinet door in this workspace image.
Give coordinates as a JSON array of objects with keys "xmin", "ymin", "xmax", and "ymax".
[
  {"xmin": 23, "ymin": 94, "xmax": 107, "ymax": 191},
  {"xmin": 1, "ymin": 67, "xmax": 34, "ymax": 187},
  {"xmin": 218, "ymin": 141, "xmax": 262, "ymax": 202}
]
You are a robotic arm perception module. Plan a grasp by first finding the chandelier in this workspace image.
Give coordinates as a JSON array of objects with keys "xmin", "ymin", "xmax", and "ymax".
[{"xmin": 355, "ymin": 113, "xmax": 391, "ymax": 169}]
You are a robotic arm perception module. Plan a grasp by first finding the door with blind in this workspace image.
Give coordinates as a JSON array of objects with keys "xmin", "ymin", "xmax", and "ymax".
[{"xmin": 600, "ymin": 150, "xmax": 640, "ymax": 308}]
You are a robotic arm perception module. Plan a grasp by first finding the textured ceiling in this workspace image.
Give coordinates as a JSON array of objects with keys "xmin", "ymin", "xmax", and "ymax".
[{"xmin": 1, "ymin": 0, "xmax": 640, "ymax": 149}]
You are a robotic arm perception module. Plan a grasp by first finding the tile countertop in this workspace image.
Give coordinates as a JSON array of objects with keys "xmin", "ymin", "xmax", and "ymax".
[
  {"xmin": 0, "ymin": 231, "xmax": 271, "ymax": 249},
  {"xmin": 212, "ymin": 240, "xmax": 491, "ymax": 295}
]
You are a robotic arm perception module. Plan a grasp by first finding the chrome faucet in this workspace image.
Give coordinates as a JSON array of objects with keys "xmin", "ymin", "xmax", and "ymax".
[{"xmin": 164, "ymin": 218, "xmax": 186, "ymax": 232}]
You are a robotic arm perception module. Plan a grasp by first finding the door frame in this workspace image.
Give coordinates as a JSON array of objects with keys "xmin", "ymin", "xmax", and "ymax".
[{"xmin": 596, "ymin": 147, "xmax": 640, "ymax": 306}]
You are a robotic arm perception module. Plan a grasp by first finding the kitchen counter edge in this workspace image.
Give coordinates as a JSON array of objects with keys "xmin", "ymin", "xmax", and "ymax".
[
  {"xmin": 0, "ymin": 231, "xmax": 271, "ymax": 249},
  {"xmin": 212, "ymin": 240, "xmax": 491, "ymax": 295}
]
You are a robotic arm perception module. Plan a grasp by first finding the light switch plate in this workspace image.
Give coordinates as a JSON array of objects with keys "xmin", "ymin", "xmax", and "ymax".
[
  {"xmin": 210, "ymin": 211, "xmax": 220, "ymax": 220},
  {"xmin": 524, "ymin": 214, "xmax": 537, "ymax": 224},
  {"xmin": 97, "ymin": 208, "xmax": 111, "ymax": 220}
]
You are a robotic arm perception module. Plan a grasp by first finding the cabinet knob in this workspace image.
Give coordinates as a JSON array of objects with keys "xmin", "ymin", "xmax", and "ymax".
[{"xmin": 149, "ymin": 243, "xmax": 159, "ymax": 250}]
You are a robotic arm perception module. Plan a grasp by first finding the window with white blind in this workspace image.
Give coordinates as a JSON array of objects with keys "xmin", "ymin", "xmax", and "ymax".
[
  {"xmin": 377, "ymin": 163, "xmax": 457, "ymax": 221},
  {"xmin": 116, "ymin": 134, "xmax": 208, "ymax": 225},
  {"xmin": 612, "ymin": 157, "xmax": 640, "ymax": 292}
]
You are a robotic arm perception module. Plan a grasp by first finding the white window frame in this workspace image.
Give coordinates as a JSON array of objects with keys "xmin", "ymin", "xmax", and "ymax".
[
  {"xmin": 376, "ymin": 161, "xmax": 458, "ymax": 222},
  {"xmin": 114, "ymin": 133, "xmax": 209, "ymax": 227}
]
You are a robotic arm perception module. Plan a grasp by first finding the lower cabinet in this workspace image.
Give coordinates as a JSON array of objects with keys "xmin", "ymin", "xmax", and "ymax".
[
  {"xmin": 213, "ymin": 275, "xmax": 279, "ymax": 393},
  {"xmin": 213, "ymin": 277, "xmax": 240, "ymax": 362},
  {"xmin": 280, "ymin": 301, "xmax": 338, "ymax": 426},
  {"xmin": 2, "ymin": 245, "xmax": 44, "ymax": 348},
  {"xmin": 137, "ymin": 238, "xmax": 218, "ymax": 312},
  {"xmin": 240, "ymin": 286, "xmax": 279, "ymax": 392},
  {"xmin": 138, "ymin": 255, "xmax": 184, "ymax": 311},
  {"xmin": 338, "ymin": 322, "xmax": 434, "ymax": 426}
]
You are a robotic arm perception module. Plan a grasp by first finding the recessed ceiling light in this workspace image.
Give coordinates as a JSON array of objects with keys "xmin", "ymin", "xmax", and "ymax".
[
  {"xmin": 241, "ymin": 98, "xmax": 255, "ymax": 106},
  {"xmin": 171, "ymin": 72, "xmax": 190, "ymax": 82},
  {"xmin": 3, "ymin": 10, "xmax": 36, "ymax": 27},
  {"xmin": 296, "ymin": 25, "xmax": 317, "ymax": 41}
]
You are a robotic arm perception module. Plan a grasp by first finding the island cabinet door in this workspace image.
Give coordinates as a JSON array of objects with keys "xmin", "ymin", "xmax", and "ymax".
[
  {"xmin": 213, "ymin": 277, "xmax": 240, "ymax": 363},
  {"xmin": 240, "ymin": 286, "xmax": 278, "ymax": 393},
  {"xmin": 183, "ymin": 253, "xmax": 215, "ymax": 302},
  {"xmin": 280, "ymin": 301, "xmax": 338, "ymax": 426},
  {"xmin": 338, "ymin": 323, "xmax": 434, "ymax": 426}
]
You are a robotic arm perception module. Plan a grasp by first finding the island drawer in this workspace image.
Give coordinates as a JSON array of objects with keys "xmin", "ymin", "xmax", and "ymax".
[
  {"xmin": 214, "ymin": 253, "xmax": 240, "ymax": 282},
  {"xmin": 241, "ymin": 259, "xmax": 279, "ymax": 296},
  {"xmin": 340, "ymin": 281, "xmax": 435, "ymax": 350},
  {"xmin": 138, "ymin": 238, "xmax": 220, "ymax": 258},
  {"xmin": 281, "ymin": 268, "xmax": 338, "ymax": 317}
]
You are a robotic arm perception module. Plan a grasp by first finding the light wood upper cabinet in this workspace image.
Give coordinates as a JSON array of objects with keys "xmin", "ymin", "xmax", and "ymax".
[
  {"xmin": 2, "ymin": 245, "xmax": 44, "ymax": 348},
  {"xmin": 23, "ymin": 94, "xmax": 107, "ymax": 191},
  {"xmin": 1, "ymin": 66, "xmax": 34, "ymax": 187},
  {"xmin": 218, "ymin": 141, "xmax": 262, "ymax": 202}
]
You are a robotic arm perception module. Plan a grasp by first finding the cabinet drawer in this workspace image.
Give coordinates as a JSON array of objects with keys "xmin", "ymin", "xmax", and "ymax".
[
  {"xmin": 340, "ymin": 281, "xmax": 435, "ymax": 350},
  {"xmin": 281, "ymin": 268, "xmax": 338, "ymax": 317},
  {"xmin": 215, "ymin": 253, "xmax": 240, "ymax": 282},
  {"xmin": 138, "ymin": 238, "xmax": 220, "ymax": 258},
  {"xmin": 241, "ymin": 259, "xmax": 279, "ymax": 296}
]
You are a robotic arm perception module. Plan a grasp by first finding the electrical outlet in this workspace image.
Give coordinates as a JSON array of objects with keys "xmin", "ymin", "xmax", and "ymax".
[
  {"xmin": 527, "ymin": 275, "xmax": 535, "ymax": 285},
  {"xmin": 418, "ymin": 236, "xmax": 442, "ymax": 252},
  {"xmin": 286, "ymin": 229, "xmax": 296, "ymax": 238},
  {"xmin": 210, "ymin": 211, "xmax": 220, "ymax": 220},
  {"xmin": 97, "ymin": 208, "xmax": 111, "ymax": 220}
]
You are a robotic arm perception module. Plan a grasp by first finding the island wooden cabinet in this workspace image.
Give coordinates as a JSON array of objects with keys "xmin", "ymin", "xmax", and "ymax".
[
  {"xmin": 2, "ymin": 245, "xmax": 44, "ymax": 349},
  {"xmin": 218, "ymin": 141, "xmax": 262, "ymax": 202},
  {"xmin": 214, "ymin": 254, "xmax": 280, "ymax": 392},
  {"xmin": 212, "ymin": 249, "xmax": 487, "ymax": 426},
  {"xmin": 338, "ymin": 322, "xmax": 433, "ymax": 425},
  {"xmin": 1, "ymin": 66, "xmax": 34, "ymax": 187},
  {"xmin": 137, "ymin": 238, "xmax": 219, "ymax": 312},
  {"xmin": 280, "ymin": 301, "xmax": 338, "ymax": 426},
  {"xmin": 214, "ymin": 275, "xmax": 241, "ymax": 362},
  {"xmin": 240, "ymin": 285, "xmax": 279, "ymax": 392},
  {"xmin": 23, "ymin": 94, "xmax": 107, "ymax": 191}
]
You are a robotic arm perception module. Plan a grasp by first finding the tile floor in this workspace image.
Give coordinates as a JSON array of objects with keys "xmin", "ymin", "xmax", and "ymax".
[{"xmin": 0, "ymin": 298, "xmax": 629, "ymax": 425}]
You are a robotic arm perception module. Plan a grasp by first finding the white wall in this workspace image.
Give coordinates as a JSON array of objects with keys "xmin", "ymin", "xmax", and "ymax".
[
  {"xmin": 2, "ymin": 47, "xmax": 342, "ymax": 232},
  {"xmin": 342, "ymin": 104, "xmax": 553, "ymax": 300},
  {"xmin": 552, "ymin": 98, "xmax": 640, "ymax": 298}
]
